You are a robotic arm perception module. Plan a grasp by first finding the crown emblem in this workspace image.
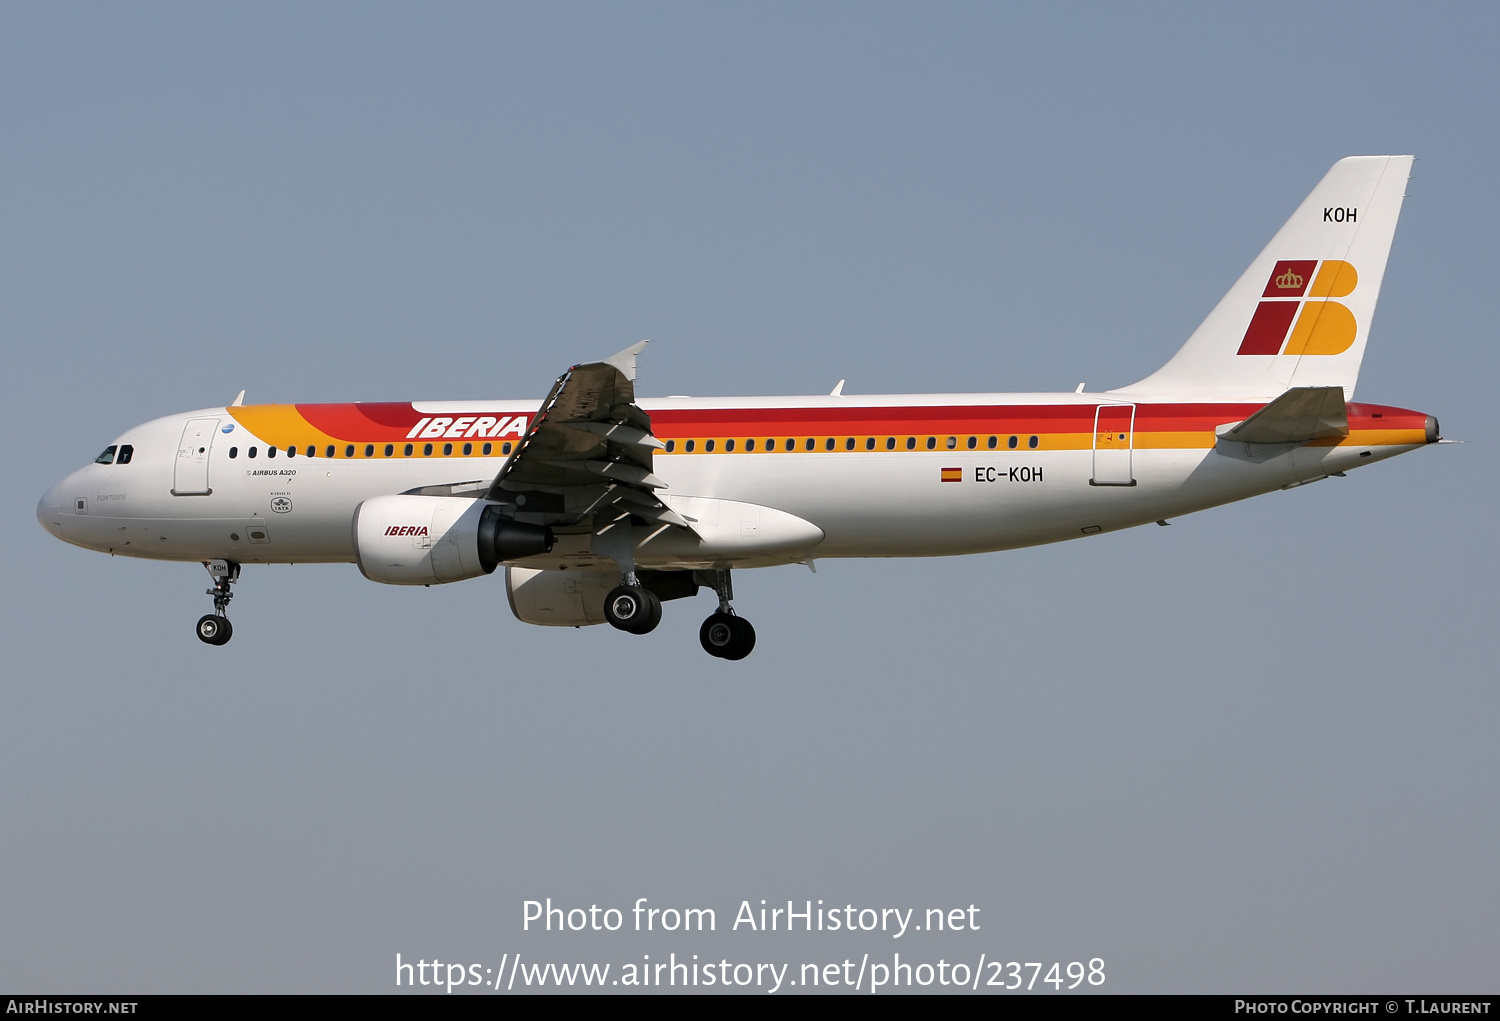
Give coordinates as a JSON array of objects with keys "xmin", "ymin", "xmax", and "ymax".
[{"xmin": 1275, "ymin": 267, "xmax": 1304, "ymax": 290}]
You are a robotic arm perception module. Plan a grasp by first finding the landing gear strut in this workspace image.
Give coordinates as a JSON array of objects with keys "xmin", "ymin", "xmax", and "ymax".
[
  {"xmin": 196, "ymin": 560, "xmax": 239, "ymax": 646},
  {"xmin": 698, "ymin": 568, "xmax": 755, "ymax": 661}
]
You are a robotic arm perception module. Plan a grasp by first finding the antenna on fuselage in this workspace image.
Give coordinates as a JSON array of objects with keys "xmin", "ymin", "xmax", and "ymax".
[
  {"xmin": 231, "ymin": 389, "xmax": 246, "ymax": 406},
  {"xmin": 830, "ymin": 380, "xmax": 846, "ymax": 397}
]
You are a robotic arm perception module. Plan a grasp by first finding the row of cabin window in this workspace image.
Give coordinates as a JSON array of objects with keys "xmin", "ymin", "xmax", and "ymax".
[
  {"xmin": 94, "ymin": 444, "xmax": 135, "ymax": 464},
  {"xmin": 661, "ymin": 435, "xmax": 1042, "ymax": 454},
  {"xmin": 227, "ymin": 441, "xmax": 515, "ymax": 460}
]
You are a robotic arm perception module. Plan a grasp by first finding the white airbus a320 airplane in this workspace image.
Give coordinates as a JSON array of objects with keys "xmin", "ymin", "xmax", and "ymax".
[{"xmin": 39, "ymin": 156, "xmax": 1440, "ymax": 660}]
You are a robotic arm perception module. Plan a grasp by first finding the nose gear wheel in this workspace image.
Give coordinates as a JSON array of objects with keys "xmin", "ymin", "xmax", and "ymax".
[{"xmin": 196, "ymin": 614, "xmax": 233, "ymax": 646}]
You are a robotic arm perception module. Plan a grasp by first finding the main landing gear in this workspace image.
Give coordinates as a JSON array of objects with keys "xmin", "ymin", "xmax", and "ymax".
[
  {"xmin": 196, "ymin": 559, "xmax": 239, "ymax": 646},
  {"xmin": 699, "ymin": 612, "xmax": 755, "ymax": 661},
  {"xmin": 698, "ymin": 568, "xmax": 754, "ymax": 661},
  {"xmin": 603, "ymin": 579, "xmax": 663, "ymax": 635},
  {"xmin": 600, "ymin": 567, "xmax": 757, "ymax": 660}
]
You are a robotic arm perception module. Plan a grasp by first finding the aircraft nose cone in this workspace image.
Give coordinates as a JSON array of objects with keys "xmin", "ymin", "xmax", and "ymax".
[{"xmin": 37, "ymin": 482, "xmax": 66, "ymax": 539}]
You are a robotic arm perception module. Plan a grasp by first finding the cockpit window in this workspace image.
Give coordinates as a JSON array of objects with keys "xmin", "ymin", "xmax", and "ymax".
[
  {"xmin": 116, "ymin": 444, "xmax": 134, "ymax": 464},
  {"xmin": 94, "ymin": 445, "xmax": 117, "ymax": 464}
]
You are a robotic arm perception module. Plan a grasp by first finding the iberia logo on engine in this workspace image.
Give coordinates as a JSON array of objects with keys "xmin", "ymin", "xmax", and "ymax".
[
  {"xmin": 1236, "ymin": 260, "xmax": 1357, "ymax": 356},
  {"xmin": 385, "ymin": 526, "xmax": 429, "ymax": 537}
]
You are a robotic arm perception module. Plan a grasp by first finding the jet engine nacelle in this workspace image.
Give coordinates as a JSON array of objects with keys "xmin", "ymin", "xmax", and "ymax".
[
  {"xmin": 353, "ymin": 495, "xmax": 554, "ymax": 586},
  {"xmin": 505, "ymin": 566, "xmax": 701, "ymax": 626},
  {"xmin": 505, "ymin": 566, "xmax": 620, "ymax": 626}
]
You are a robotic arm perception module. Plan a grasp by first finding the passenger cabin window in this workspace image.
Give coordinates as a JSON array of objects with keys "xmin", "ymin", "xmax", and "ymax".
[
  {"xmin": 745, "ymin": 439, "xmax": 755, "ymax": 452},
  {"xmin": 1008, "ymin": 435, "xmax": 1018, "ymax": 449},
  {"xmin": 248, "ymin": 447, "xmax": 258, "ymax": 458},
  {"xmin": 502, "ymin": 442, "xmax": 513, "ymax": 454},
  {"xmin": 229, "ymin": 447, "xmax": 238, "ymax": 459},
  {"xmin": 385, "ymin": 444, "xmax": 395, "ymax": 457},
  {"xmin": 845, "ymin": 437, "xmax": 855, "ymax": 450},
  {"xmin": 705, "ymin": 440, "xmax": 716, "ymax": 452},
  {"xmin": 442, "ymin": 443, "xmax": 453, "ymax": 456},
  {"xmin": 966, "ymin": 436, "xmax": 976, "ymax": 450},
  {"xmin": 886, "ymin": 437, "xmax": 896, "ymax": 450},
  {"xmin": 987, "ymin": 436, "xmax": 997, "ymax": 449},
  {"xmin": 326, "ymin": 445, "xmax": 336, "ymax": 458},
  {"xmin": 906, "ymin": 437, "xmax": 916, "ymax": 450},
  {"xmin": 665, "ymin": 440, "xmax": 675, "ymax": 452},
  {"xmin": 684, "ymin": 440, "xmax": 695, "ymax": 452},
  {"xmin": 306, "ymin": 445, "xmax": 316, "ymax": 457},
  {"xmin": 267, "ymin": 446, "xmax": 277, "ymax": 458},
  {"xmin": 404, "ymin": 444, "xmax": 414, "ymax": 456},
  {"xmin": 946, "ymin": 436, "xmax": 957, "ymax": 449},
  {"xmin": 866, "ymin": 437, "xmax": 875, "ymax": 450},
  {"xmin": 94, "ymin": 445, "xmax": 117, "ymax": 464},
  {"xmin": 366, "ymin": 444, "xmax": 375, "ymax": 457},
  {"xmin": 725, "ymin": 439, "xmax": 735, "ymax": 452},
  {"xmin": 925, "ymin": 437, "xmax": 936, "ymax": 450},
  {"xmin": 482, "ymin": 442, "xmax": 492, "ymax": 455},
  {"xmin": 286, "ymin": 446, "xmax": 297, "ymax": 458},
  {"xmin": 461, "ymin": 442, "xmax": 471, "ymax": 456},
  {"xmin": 423, "ymin": 443, "xmax": 433, "ymax": 456},
  {"xmin": 1028, "ymin": 435, "xmax": 1039, "ymax": 449}
]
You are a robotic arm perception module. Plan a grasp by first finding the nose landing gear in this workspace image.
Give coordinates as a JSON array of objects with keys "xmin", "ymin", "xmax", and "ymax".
[{"xmin": 196, "ymin": 560, "xmax": 239, "ymax": 646}]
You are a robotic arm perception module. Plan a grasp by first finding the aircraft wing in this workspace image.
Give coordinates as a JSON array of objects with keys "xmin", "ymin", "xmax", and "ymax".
[{"xmin": 483, "ymin": 341, "xmax": 694, "ymax": 533}]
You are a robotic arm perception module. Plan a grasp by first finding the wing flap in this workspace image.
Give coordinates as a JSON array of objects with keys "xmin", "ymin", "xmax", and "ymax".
[{"xmin": 484, "ymin": 341, "xmax": 694, "ymax": 542}]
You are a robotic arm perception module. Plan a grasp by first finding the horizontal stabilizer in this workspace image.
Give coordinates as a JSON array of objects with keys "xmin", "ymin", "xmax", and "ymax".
[{"xmin": 1218, "ymin": 386, "xmax": 1348, "ymax": 444}]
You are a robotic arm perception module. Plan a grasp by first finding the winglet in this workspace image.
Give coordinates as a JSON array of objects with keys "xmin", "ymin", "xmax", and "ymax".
[{"xmin": 603, "ymin": 340, "xmax": 649, "ymax": 382}]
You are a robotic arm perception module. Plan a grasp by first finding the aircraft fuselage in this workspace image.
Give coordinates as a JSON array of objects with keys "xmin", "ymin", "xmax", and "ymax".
[{"xmin": 39, "ymin": 392, "xmax": 1435, "ymax": 569}]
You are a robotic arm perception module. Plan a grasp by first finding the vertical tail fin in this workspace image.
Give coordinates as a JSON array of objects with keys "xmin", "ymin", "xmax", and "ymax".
[{"xmin": 1115, "ymin": 155, "xmax": 1413, "ymax": 400}]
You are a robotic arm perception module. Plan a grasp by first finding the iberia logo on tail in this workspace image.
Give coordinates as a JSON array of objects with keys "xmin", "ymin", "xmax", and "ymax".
[{"xmin": 1236, "ymin": 260, "xmax": 1358, "ymax": 356}]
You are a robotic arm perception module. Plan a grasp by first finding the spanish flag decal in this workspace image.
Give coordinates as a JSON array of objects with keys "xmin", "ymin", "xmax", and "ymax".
[{"xmin": 941, "ymin": 467, "xmax": 963, "ymax": 482}]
